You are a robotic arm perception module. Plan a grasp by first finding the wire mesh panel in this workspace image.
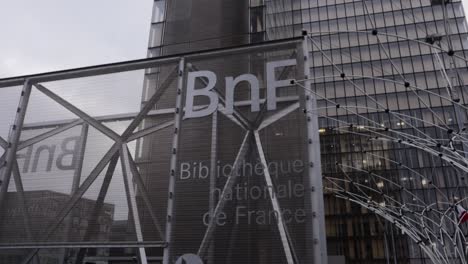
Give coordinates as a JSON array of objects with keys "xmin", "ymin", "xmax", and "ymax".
[
  {"xmin": 138, "ymin": 39, "xmax": 318, "ymax": 264},
  {"xmin": 0, "ymin": 59, "xmax": 180, "ymax": 262}
]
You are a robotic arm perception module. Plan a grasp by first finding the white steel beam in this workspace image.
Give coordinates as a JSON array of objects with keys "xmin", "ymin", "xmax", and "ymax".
[
  {"xmin": 22, "ymin": 108, "xmax": 175, "ymax": 130},
  {"xmin": 62, "ymin": 123, "xmax": 88, "ymax": 263},
  {"xmin": 0, "ymin": 80, "xmax": 32, "ymax": 213},
  {"xmin": 20, "ymin": 143, "xmax": 120, "ymax": 264},
  {"xmin": 302, "ymin": 34, "xmax": 328, "ymax": 264},
  {"xmin": 127, "ymin": 120, "xmax": 174, "ymax": 142},
  {"xmin": 121, "ymin": 66, "xmax": 178, "ymax": 140},
  {"xmin": 197, "ymin": 131, "xmax": 251, "ymax": 257},
  {"xmin": 208, "ymin": 111, "xmax": 218, "ymax": 264},
  {"xmin": 18, "ymin": 119, "xmax": 83, "ymax": 151},
  {"xmin": 34, "ymin": 84, "xmax": 121, "ymax": 142},
  {"xmin": 120, "ymin": 143, "xmax": 148, "ymax": 264},
  {"xmin": 253, "ymin": 131, "xmax": 295, "ymax": 264},
  {"xmin": 125, "ymin": 145, "xmax": 165, "ymax": 239},
  {"xmin": 0, "ymin": 241, "xmax": 166, "ymax": 249},
  {"xmin": 257, "ymin": 102, "xmax": 300, "ymax": 131},
  {"xmin": 12, "ymin": 161, "xmax": 34, "ymax": 240},
  {"xmin": 0, "ymin": 38, "xmax": 301, "ymax": 88},
  {"xmin": 12, "ymin": 160, "xmax": 41, "ymax": 264},
  {"xmin": 163, "ymin": 58, "xmax": 185, "ymax": 264}
]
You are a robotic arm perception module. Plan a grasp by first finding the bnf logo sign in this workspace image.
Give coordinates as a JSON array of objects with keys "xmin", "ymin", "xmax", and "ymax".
[{"xmin": 184, "ymin": 59, "xmax": 297, "ymax": 118}]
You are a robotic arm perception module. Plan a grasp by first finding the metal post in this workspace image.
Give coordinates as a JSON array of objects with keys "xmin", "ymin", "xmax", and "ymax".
[
  {"xmin": 302, "ymin": 33, "xmax": 328, "ymax": 264},
  {"xmin": 0, "ymin": 79, "xmax": 32, "ymax": 212},
  {"xmin": 62, "ymin": 123, "xmax": 88, "ymax": 263},
  {"xmin": 163, "ymin": 57, "xmax": 185, "ymax": 264},
  {"xmin": 12, "ymin": 161, "xmax": 40, "ymax": 264},
  {"xmin": 208, "ymin": 111, "xmax": 218, "ymax": 264},
  {"xmin": 72, "ymin": 123, "xmax": 89, "ymax": 192},
  {"xmin": 120, "ymin": 143, "xmax": 148, "ymax": 264}
]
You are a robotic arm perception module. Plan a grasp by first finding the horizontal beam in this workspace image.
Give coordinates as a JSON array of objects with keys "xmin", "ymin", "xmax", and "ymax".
[
  {"xmin": 0, "ymin": 38, "xmax": 301, "ymax": 88},
  {"xmin": 0, "ymin": 241, "xmax": 167, "ymax": 249},
  {"xmin": 22, "ymin": 96, "xmax": 299, "ymax": 130},
  {"xmin": 127, "ymin": 120, "xmax": 175, "ymax": 142},
  {"xmin": 35, "ymin": 84, "xmax": 121, "ymax": 141},
  {"xmin": 23, "ymin": 108, "xmax": 175, "ymax": 130},
  {"xmin": 84, "ymin": 256, "xmax": 163, "ymax": 261},
  {"xmin": 257, "ymin": 102, "xmax": 300, "ymax": 131}
]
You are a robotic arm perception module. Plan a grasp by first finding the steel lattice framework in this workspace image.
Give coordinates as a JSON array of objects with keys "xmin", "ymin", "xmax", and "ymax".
[{"xmin": 0, "ymin": 28, "xmax": 466, "ymax": 264}]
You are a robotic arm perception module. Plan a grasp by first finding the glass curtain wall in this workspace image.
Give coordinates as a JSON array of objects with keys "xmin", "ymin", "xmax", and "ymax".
[{"xmin": 248, "ymin": 0, "xmax": 468, "ymax": 263}]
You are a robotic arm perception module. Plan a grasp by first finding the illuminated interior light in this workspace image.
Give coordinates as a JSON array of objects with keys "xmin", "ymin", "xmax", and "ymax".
[
  {"xmin": 319, "ymin": 128, "xmax": 326, "ymax": 133},
  {"xmin": 422, "ymin": 179, "xmax": 428, "ymax": 186},
  {"xmin": 377, "ymin": 182, "xmax": 384, "ymax": 188}
]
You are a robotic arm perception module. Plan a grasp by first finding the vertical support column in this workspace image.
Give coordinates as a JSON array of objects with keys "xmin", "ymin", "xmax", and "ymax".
[
  {"xmin": 0, "ymin": 79, "xmax": 32, "ymax": 211},
  {"xmin": 71, "ymin": 123, "xmax": 89, "ymax": 192},
  {"xmin": 73, "ymin": 152, "xmax": 120, "ymax": 264},
  {"xmin": 208, "ymin": 111, "xmax": 218, "ymax": 264},
  {"xmin": 121, "ymin": 143, "xmax": 148, "ymax": 264},
  {"xmin": 163, "ymin": 57, "xmax": 185, "ymax": 264},
  {"xmin": 62, "ymin": 123, "xmax": 88, "ymax": 263},
  {"xmin": 302, "ymin": 33, "xmax": 328, "ymax": 264}
]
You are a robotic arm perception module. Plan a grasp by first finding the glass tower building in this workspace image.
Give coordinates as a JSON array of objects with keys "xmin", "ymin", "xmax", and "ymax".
[{"xmin": 140, "ymin": 0, "xmax": 468, "ymax": 263}]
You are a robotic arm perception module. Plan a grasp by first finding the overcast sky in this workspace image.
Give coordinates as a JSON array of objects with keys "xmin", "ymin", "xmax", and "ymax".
[
  {"xmin": 0, "ymin": 0, "xmax": 153, "ymax": 78},
  {"xmin": 1, "ymin": 1, "xmax": 468, "ymax": 78}
]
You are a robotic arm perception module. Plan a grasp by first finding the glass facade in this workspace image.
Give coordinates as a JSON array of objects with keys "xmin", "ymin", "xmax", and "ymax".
[{"xmin": 247, "ymin": 0, "xmax": 468, "ymax": 263}]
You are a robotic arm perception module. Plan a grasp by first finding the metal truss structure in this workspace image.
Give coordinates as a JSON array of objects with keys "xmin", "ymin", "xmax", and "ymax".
[
  {"xmin": 0, "ymin": 26, "xmax": 467, "ymax": 264},
  {"xmin": 293, "ymin": 27, "xmax": 468, "ymax": 263},
  {"xmin": 0, "ymin": 38, "xmax": 324, "ymax": 264}
]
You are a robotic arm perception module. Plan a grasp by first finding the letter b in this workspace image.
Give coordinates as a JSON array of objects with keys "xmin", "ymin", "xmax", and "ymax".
[{"xmin": 185, "ymin": 71, "xmax": 218, "ymax": 118}]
